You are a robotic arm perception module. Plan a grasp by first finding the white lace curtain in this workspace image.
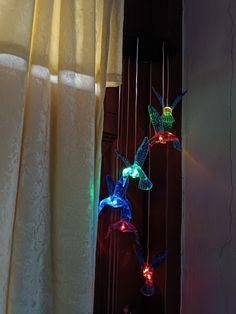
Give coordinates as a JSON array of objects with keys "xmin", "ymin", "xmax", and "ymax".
[{"xmin": 0, "ymin": 1, "xmax": 124, "ymax": 313}]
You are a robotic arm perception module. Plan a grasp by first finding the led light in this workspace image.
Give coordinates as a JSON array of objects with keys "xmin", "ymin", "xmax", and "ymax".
[
  {"xmin": 135, "ymin": 247, "xmax": 168, "ymax": 297},
  {"xmin": 163, "ymin": 106, "xmax": 172, "ymax": 115},
  {"xmin": 121, "ymin": 223, "xmax": 125, "ymax": 231},
  {"xmin": 151, "ymin": 88, "xmax": 187, "ymax": 132},
  {"xmin": 105, "ymin": 219, "xmax": 138, "ymax": 238},
  {"xmin": 112, "ymin": 199, "xmax": 118, "ymax": 205},
  {"xmin": 131, "ymin": 168, "xmax": 139, "ymax": 178},
  {"xmin": 140, "ymin": 263, "xmax": 155, "ymax": 296},
  {"xmin": 123, "ymin": 168, "xmax": 130, "ymax": 175},
  {"xmin": 149, "ymin": 130, "xmax": 180, "ymax": 151},
  {"xmin": 142, "ymin": 264, "xmax": 153, "ymax": 285}
]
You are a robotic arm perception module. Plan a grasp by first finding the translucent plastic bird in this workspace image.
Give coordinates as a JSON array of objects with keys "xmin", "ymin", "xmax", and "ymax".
[
  {"xmin": 135, "ymin": 247, "xmax": 168, "ymax": 296},
  {"xmin": 152, "ymin": 87, "xmax": 187, "ymax": 130},
  {"xmin": 148, "ymin": 87, "xmax": 187, "ymax": 151},
  {"xmin": 115, "ymin": 137, "xmax": 152, "ymax": 190},
  {"xmin": 105, "ymin": 219, "xmax": 138, "ymax": 239},
  {"xmin": 98, "ymin": 175, "xmax": 132, "ymax": 220}
]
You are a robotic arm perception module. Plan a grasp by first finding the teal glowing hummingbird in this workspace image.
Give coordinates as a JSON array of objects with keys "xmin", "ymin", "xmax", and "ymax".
[{"xmin": 115, "ymin": 137, "xmax": 152, "ymax": 190}]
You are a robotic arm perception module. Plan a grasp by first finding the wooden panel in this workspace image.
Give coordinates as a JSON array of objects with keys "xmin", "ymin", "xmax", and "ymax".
[{"xmin": 94, "ymin": 1, "xmax": 182, "ymax": 313}]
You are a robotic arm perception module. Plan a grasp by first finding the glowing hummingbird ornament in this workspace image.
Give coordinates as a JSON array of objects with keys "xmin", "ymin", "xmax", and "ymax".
[
  {"xmin": 148, "ymin": 87, "xmax": 187, "ymax": 151},
  {"xmin": 98, "ymin": 175, "xmax": 132, "ymax": 220},
  {"xmin": 135, "ymin": 247, "xmax": 168, "ymax": 296},
  {"xmin": 105, "ymin": 219, "xmax": 140, "ymax": 242},
  {"xmin": 115, "ymin": 137, "xmax": 153, "ymax": 190}
]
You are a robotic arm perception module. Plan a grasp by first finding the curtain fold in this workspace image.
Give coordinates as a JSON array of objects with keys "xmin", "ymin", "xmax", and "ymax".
[{"xmin": 0, "ymin": 1, "xmax": 124, "ymax": 313}]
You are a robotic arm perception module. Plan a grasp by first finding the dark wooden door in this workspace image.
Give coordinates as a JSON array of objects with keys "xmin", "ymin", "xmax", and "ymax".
[{"xmin": 94, "ymin": 1, "xmax": 182, "ymax": 313}]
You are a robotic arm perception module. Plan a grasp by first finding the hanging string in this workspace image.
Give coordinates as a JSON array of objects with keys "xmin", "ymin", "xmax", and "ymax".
[
  {"xmin": 107, "ymin": 172, "xmax": 114, "ymax": 313},
  {"xmin": 164, "ymin": 144, "xmax": 169, "ymax": 314},
  {"xmin": 107, "ymin": 191, "xmax": 112, "ymax": 311},
  {"xmin": 114, "ymin": 80, "xmax": 124, "ymax": 313},
  {"xmin": 146, "ymin": 62, "xmax": 152, "ymax": 264},
  {"xmin": 125, "ymin": 57, "xmax": 131, "ymax": 157},
  {"xmin": 160, "ymin": 42, "xmax": 169, "ymax": 314},
  {"xmin": 134, "ymin": 37, "xmax": 139, "ymax": 153},
  {"xmin": 113, "ymin": 59, "xmax": 131, "ymax": 312},
  {"xmin": 162, "ymin": 42, "xmax": 165, "ymax": 107},
  {"xmin": 116, "ymin": 77, "xmax": 123, "ymax": 178},
  {"xmin": 106, "ymin": 69, "xmax": 124, "ymax": 314},
  {"xmin": 166, "ymin": 56, "xmax": 170, "ymax": 106},
  {"xmin": 106, "ymin": 6, "xmax": 125, "ymax": 312},
  {"xmin": 112, "ymin": 74, "xmax": 124, "ymax": 313}
]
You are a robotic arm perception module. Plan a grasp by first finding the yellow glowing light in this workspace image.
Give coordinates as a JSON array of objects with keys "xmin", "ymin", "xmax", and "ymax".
[{"xmin": 163, "ymin": 106, "xmax": 172, "ymax": 114}]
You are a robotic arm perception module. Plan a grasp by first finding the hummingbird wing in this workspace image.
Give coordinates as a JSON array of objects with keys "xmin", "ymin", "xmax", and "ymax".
[
  {"xmin": 134, "ymin": 246, "xmax": 145, "ymax": 267},
  {"xmin": 171, "ymin": 90, "xmax": 187, "ymax": 110},
  {"xmin": 151, "ymin": 251, "xmax": 168, "ymax": 269},
  {"xmin": 134, "ymin": 137, "xmax": 149, "ymax": 167},
  {"xmin": 106, "ymin": 175, "xmax": 115, "ymax": 196},
  {"xmin": 105, "ymin": 224, "xmax": 113, "ymax": 239},
  {"xmin": 152, "ymin": 86, "xmax": 164, "ymax": 108},
  {"xmin": 115, "ymin": 149, "xmax": 131, "ymax": 167},
  {"xmin": 173, "ymin": 140, "xmax": 182, "ymax": 151},
  {"xmin": 114, "ymin": 176, "xmax": 129, "ymax": 197},
  {"xmin": 148, "ymin": 105, "xmax": 163, "ymax": 132},
  {"xmin": 138, "ymin": 175, "xmax": 153, "ymax": 191}
]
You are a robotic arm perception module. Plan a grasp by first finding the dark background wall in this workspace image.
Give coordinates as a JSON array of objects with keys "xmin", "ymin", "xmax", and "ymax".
[{"xmin": 94, "ymin": 1, "xmax": 183, "ymax": 313}]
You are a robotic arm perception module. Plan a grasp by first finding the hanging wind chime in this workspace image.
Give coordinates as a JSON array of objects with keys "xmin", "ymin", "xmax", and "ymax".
[{"xmin": 98, "ymin": 39, "xmax": 187, "ymax": 299}]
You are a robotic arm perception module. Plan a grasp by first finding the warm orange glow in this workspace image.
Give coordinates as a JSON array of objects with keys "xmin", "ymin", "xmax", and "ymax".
[
  {"xmin": 121, "ymin": 223, "xmax": 125, "ymax": 231},
  {"xmin": 149, "ymin": 130, "xmax": 179, "ymax": 147},
  {"xmin": 142, "ymin": 264, "xmax": 153, "ymax": 285},
  {"xmin": 143, "ymin": 266, "xmax": 149, "ymax": 274},
  {"xmin": 183, "ymin": 150, "xmax": 216, "ymax": 182}
]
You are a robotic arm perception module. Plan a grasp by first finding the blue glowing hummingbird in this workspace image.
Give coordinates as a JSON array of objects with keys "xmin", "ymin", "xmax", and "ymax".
[
  {"xmin": 98, "ymin": 175, "xmax": 132, "ymax": 220},
  {"xmin": 115, "ymin": 137, "xmax": 152, "ymax": 191}
]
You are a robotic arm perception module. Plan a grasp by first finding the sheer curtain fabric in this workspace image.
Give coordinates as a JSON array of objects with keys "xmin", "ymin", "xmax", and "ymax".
[{"xmin": 0, "ymin": 0, "xmax": 124, "ymax": 313}]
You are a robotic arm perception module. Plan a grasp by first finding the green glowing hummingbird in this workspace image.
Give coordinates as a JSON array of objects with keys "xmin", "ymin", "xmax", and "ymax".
[
  {"xmin": 152, "ymin": 86, "xmax": 187, "ymax": 131},
  {"xmin": 115, "ymin": 137, "xmax": 153, "ymax": 190}
]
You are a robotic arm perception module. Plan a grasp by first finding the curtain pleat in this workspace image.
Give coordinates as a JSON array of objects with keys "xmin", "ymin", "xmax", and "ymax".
[
  {"xmin": 0, "ymin": 55, "xmax": 28, "ymax": 314},
  {"xmin": 0, "ymin": 0, "xmax": 124, "ymax": 313}
]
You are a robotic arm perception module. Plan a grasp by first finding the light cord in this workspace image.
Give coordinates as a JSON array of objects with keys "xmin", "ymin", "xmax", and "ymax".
[
  {"xmin": 166, "ymin": 56, "xmax": 170, "ymax": 106},
  {"xmin": 126, "ymin": 57, "xmax": 131, "ymax": 157},
  {"xmin": 162, "ymin": 42, "xmax": 165, "ymax": 107},
  {"xmin": 146, "ymin": 62, "xmax": 152, "ymax": 263},
  {"xmin": 134, "ymin": 37, "xmax": 139, "ymax": 153},
  {"xmin": 164, "ymin": 145, "xmax": 169, "ymax": 314}
]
